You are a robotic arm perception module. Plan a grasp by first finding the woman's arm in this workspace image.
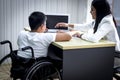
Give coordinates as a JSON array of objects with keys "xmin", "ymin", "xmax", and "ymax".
[
  {"xmin": 55, "ymin": 22, "xmax": 93, "ymax": 32},
  {"xmin": 81, "ymin": 21, "xmax": 113, "ymax": 42}
]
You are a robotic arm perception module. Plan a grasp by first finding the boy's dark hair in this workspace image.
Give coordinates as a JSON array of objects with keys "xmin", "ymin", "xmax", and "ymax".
[
  {"xmin": 92, "ymin": 0, "xmax": 112, "ymax": 33},
  {"xmin": 29, "ymin": 11, "xmax": 46, "ymax": 30}
]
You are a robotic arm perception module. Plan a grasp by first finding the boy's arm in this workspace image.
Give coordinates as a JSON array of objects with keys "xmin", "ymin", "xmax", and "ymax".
[{"xmin": 55, "ymin": 32, "xmax": 72, "ymax": 42}]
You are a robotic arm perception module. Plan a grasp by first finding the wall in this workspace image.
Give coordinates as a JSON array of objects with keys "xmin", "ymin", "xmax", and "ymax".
[
  {"xmin": 112, "ymin": 0, "xmax": 120, "ymax": 37},
  {"xmin": 112, "ymin": 0, "xmax": 120, "ymax": 26},
  {"xmin": 86, "ymin": 0, "xmax": 93, "ymax": 23},
  {"xmin": 0, "ymin": 0, "xmax": 89, "ymax": 58}
]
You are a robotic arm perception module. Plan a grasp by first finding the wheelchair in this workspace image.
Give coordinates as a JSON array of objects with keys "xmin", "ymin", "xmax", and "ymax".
[{"xmin": 0, "ymin": 40, "xmax": 62, "ymax": 80}]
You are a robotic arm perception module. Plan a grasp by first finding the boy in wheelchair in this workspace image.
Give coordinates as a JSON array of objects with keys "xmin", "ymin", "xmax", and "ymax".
[
  {"xmin": 17, "ymin": 11, "xmax": 71, "ymax": 58},
  {"xmin": 11, "ymin": 11, "xmax": 71, "ymax": 80}
]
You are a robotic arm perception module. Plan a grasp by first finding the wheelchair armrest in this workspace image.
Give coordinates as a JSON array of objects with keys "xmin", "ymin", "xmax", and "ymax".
[{"xmin": 21, "ymin": 46, "xmax": 35, "ymax": 58}]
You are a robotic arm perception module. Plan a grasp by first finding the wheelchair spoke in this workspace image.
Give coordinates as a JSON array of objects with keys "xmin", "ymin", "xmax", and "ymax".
[{"xmin": 24, "ymin": 61, "xmax": 61, "ymax": 80}]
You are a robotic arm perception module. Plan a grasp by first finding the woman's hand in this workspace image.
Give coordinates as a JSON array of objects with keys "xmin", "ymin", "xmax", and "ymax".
[
  {"xmin": 56, "ymin": 30, "xmax": 65, "ymax": 33},
  {"xmin": 55, "ymin": 22, "xmax": 68, "ymax": 28},
  {"xmin": 73, "ymin": 32, "xmax": 83, "ymax": 38}
]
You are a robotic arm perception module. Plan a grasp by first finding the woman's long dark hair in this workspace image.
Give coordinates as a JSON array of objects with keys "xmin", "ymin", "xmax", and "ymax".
[{"xmin": 92, "ymin": 0, "xmax": 116, "ymax": 33}]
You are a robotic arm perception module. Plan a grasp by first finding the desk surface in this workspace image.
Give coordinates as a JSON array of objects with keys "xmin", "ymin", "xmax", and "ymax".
[{"xmin": 52, "ymin": 37, "xmax": 115, "ymax": 50}]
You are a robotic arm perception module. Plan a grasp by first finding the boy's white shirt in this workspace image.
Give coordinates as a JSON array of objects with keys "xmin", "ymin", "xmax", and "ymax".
[{"xmin": 17, "ymin": 31, "xmax": 56, "ymax": 58}]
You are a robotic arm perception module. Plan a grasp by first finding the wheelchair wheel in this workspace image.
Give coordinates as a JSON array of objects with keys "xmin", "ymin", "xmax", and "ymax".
[
  {"xmin": 0, "ymin": 54, "xmax": 13, "ymax": 80},
  {"xmin": 24, "ymin": 60, "xmax": 61, "ymax": 80}
]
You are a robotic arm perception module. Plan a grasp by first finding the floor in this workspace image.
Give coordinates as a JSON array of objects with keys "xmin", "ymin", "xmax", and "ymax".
[
  {"xmin": 0, "ymin": 64, "xmax": 11, "ymax": 80},
  {"xmin": 0, "ymin": 64, "xmax": 119, "ymax": 80},
  {"xmin": 0, "ymin": 64, "xmax": 60, "ymax": 80}
]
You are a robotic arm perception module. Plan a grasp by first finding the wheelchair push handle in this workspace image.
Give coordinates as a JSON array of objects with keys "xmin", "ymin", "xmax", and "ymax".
[
  {"xmin": 21, "ymin": 46, "xmax": 35, "ymax": 58},
  {"xmin": 0, "ymin": 40, "xmax": 13, "ymax": 52},
  {"xmin": 0, "ymin": 40, "xmax": 10, "ymax": 45}
]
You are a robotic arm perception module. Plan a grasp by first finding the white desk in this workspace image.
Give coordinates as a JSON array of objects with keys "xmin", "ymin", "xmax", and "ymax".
[
  {"xmin": 52, "ymin": 37, "xmax": 115, "ymax": 49},
  {"xmin": 48, "ymin": 37, "xmax": 115, "ymax": 80}
]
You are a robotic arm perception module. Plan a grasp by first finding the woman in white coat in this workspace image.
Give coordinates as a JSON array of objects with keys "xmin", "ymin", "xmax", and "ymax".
[
  {"xmin": 56, "ymin": 0, "xmax": 120, "ymax": 67},
  {"xmin": 56, "ymin": 0, "xmax": 120, "ymax": 52}
]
